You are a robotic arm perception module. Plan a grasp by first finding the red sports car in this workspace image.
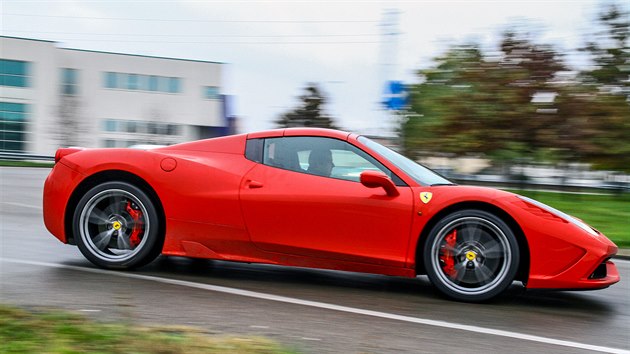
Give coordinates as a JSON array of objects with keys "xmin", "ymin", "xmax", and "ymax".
[{"xmin": 43, "ymin": 128, "xmax": 619, "ymax": 301}]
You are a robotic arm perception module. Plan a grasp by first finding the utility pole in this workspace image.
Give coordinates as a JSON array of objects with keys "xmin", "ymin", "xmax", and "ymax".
[{"xmin": 377, "ymin": 9, "xmax": 405, "ymax": 146}]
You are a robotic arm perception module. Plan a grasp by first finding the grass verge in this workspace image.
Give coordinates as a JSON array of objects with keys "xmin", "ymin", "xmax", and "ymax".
[
  {"xmin": 0, "ymin": 305, "xmax": 296, "ymax": 354},
  {"xmin": 509, "ymin": 190, "xmax": 630, "ymax": 247},
  {"xmin": 0, "ymin": 160, "xmax": 54, "ymax": 168}
]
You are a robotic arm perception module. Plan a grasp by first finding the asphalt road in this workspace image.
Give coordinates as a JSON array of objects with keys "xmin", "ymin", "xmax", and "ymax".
[{"xmin": 1, "ymin": 167, "xmax": 629, "ymax": 353}]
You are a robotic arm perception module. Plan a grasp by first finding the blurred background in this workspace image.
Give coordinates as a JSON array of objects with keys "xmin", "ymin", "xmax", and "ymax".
[{"xmin": 1, "ymin": 0, "xmax": 628, "ymax": 191}]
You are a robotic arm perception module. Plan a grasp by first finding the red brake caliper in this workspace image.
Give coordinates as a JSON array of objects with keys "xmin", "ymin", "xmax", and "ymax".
[
  {"xmin": 440, "ymin": 229, "xmax": 457, "ymax": 278},
  {"xmin": 125, "ymin": 201, "xmax": 144, "ymax": 247}
]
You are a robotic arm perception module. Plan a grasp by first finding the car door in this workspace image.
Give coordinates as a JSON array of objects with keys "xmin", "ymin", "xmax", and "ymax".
[{"xmin": 240, "ymin": 136, "xmax": 414, "ymax": 268}]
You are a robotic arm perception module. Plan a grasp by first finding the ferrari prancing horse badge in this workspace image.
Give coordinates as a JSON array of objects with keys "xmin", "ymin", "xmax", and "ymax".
[{"xmin": 420, "ymin": 192, "xmax": 433, "ymax": 204}]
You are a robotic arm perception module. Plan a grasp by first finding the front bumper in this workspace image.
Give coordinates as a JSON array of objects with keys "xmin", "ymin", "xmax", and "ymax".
[{"xmin": 498, "ymin": 195, "xmax": 620, "ymax": 290}]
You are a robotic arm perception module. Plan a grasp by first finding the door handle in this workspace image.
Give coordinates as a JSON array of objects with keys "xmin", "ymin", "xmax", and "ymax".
[{"xmin": 247, "ymin": 180, "xmax": 264, "ymax": 189}]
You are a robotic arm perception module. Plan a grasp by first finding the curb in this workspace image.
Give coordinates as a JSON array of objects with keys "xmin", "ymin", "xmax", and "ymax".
[{"xmin": 614, "ymin": 248, "xmax": 630, "ymax": 260}]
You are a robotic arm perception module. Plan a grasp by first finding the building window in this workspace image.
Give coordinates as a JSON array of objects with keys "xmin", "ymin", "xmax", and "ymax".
[
  {"xmin": 127, "ymin": 74, "xmax": 138, "ymax": 90},
  {"xmin": 167, "ymin": 124, "xmax": 179, "ymax": 136},
  {"xmin": 204, "ymin": 86, "xmax": 220, "ymax": 100},
  {"xmin": 118, "ymin": 73, "xmax": 130, "ymax": 89},
  {"xmin": 102, "ymin": 71, "xmax": 183, "ymax": 94},
  {"xmin": 61, "ymin": 68, "xmax": 78, "ymax": 95},
  {"xmin": 147, "ymin": 122, "xmax": 158, "ymax": 135},
  {"xmin": 157, "ymin": 77, "xmax": 169, "ymax": 92},
  {"xmin": 0, "ymin": 59, "xmax": 30, "ymax": 88},
  {"xmin": 103, "ymin": 119, "xmax": 117, "ymax": 132},
  {"xmin": 168, "ymin": 77, "xmax": 180, "ymax": 93},
  {"xmin": 137, "ymin": 75, "xmax": 149, "ymax": 91},
  {"xmin": 135, "ymin": 121, "xmax": 146, "ymax": 134},
  {"xmin": 149, "ymin": 76, "xmax": 158, "ymax": 91},
  {"xmin": 101, "ymin": 119, "xmax": 182, "ymax": 147},
  {"xmin": 126, "ymin": 121, "xmax": 137, "ymax": 133},
  {"xmin": 0, "ymin": 102, "xmax": 29, "ymax": 152},
  {"xmin": 104, "ymin": 72, "xmax": 116, "ymax": 89}
]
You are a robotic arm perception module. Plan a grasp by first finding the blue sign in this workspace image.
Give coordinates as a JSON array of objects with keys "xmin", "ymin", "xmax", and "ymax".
[{"xmin": 382, "ymin": 80, "xmax": 408, "ymax": 110}]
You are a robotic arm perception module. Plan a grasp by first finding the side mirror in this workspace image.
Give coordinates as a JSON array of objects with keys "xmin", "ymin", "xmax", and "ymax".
[{"xmin": 360, "ymin": 170, "xmax": 399, "ymax": 197}]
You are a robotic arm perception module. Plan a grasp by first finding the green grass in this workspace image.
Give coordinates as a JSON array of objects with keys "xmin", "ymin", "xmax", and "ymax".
[
  {"xmin": 0, "ymin": 160, "xmax": 54, "ymax": 168},
  {"xmin": 0, "ymin": 305, "xmax": 297, "ymax": 354},
  {"xmin": 509, "ymin": 190, "xmax": 630, "ymax": 247}
]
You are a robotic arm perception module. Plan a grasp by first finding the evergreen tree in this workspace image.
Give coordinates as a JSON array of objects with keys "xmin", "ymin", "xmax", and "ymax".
[{"xmin": 276, "ymin": 83, "xmax": 339, "ymax": 129}]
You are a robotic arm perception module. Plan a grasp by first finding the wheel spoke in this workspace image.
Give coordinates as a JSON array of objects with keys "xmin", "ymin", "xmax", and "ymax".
[
  {"xmin": 452, "ymin": 262, "xmax": 467, "ymax": 283},
  {"xmin": 441, "ymin": 243, "xmax": 458, "ymax": 254},
  {"xmin": 93, "ymin": 229, "xmax": 114, "ymax": 250},
  {"xmin": 483, "ymin": 240, "xmax": 505, "ymax": 260},
  {"xmin": 88, "ymin": 207, "xmax": 109, "ymax": 224},
  {"xmin": 117, "ymin": 233, "xmax": 131, "ymax": 250},
  {"xmin": 461, "ymin": 223, "xmax": 481, "ymax": 243},
  {"xmin": 469, "ymin": 265, "xmax": 484, "ymax": 285},
  {"xmin": 476, "ymin": 263, "xmax": 495, "ymax": 284},
  {"xmin": 110, "ymin": 194, "xmax": 125, "ymax": 214}
]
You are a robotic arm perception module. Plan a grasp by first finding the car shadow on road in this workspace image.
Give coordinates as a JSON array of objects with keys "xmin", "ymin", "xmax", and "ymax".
[
  {"xmin": 147, "ymin": 255, "xmax": 434, "ymax": 297},
  {"xmin": 500, "ymin": 287, "xmax": 616, "ymax": 312},
  {"xmin": 126, "ymin": 256, "xmax": 617, "ymax": 315}
]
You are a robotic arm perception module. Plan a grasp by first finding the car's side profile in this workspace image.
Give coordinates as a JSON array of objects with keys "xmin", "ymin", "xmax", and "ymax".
[{"xmin": 43, "ymin": 128, "xmax": 620, "ymax": 302}]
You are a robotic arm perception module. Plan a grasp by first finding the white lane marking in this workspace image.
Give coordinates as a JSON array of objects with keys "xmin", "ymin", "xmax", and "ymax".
[
  {"xmin": 1, "ymin": 257, "xmax": 628, "ymax": 354},
  {"xmin": 78, "ymin": 309, "xmax": 102, "ymax": 312},
  {"xmin": 0, "ymin": 201, "xmax": 42, "ymax": 210},
  {"xmin": 250, "ymin": 325, "xmax": 270, "ymax": 329}
]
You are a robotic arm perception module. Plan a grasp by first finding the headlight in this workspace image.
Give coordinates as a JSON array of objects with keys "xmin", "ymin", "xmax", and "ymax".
[{"xmin": 517, "ymin": 195, "xmax": 599, "ymax": 237}]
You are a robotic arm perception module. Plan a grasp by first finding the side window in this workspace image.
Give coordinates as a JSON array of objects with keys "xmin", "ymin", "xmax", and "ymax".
[
  {"xmin": 263, "ymin": 138, "xmax": 302, "ymax": 172},
  {"xmin": 328, "ymin": 148, "xmax": 384, "ymax": 181},
  {"xmin": 245, "ymin": 138, "xmax": 263, "ymax": 163},
  {"xmin": 261, "ymin": 136, "xmax": 394, "ymax": 182}
]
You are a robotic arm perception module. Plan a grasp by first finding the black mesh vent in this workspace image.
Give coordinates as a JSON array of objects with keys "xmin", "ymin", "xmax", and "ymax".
[{"xmin": 589, "ymin": 260, "xmax": 608, "ymax": 279}]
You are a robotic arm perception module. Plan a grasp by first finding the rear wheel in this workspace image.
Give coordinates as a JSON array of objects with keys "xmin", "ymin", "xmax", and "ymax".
[
  {"xmin": 423, "ymin": 209, "xmax": 519, "ymax": 302},
  {"xmin": 73, "ymin": 181, "xmax": 162, "ymax": 269}
]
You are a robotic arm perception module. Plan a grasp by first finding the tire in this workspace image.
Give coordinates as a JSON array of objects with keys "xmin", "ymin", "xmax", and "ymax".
[
  {"xmin": 73, "ymin": 181, "xmax": 162, "ymax": 269},
  {"xmin": 423, "ymin": 209, "xmax": 519, "ymax": 302}
]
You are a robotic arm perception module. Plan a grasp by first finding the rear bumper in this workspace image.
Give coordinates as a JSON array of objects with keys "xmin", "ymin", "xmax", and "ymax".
[{"xmin": 43, "ymin": 162, "xmax": 84, "ymax": 244}]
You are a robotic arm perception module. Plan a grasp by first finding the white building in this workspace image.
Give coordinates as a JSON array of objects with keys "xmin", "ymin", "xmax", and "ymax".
[{"xmin": 1, "ymin": 36, "xmax": 231, "ymax": 155}]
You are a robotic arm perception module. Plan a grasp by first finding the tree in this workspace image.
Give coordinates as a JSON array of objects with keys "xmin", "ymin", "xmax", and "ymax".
[
  {"xmin": 573, "ymin": 4, "xmax": 630, "ymax": 171},
  {"xmin": 57, "ymin": 95, "xmax": 86, "ymax": 147},
  {"xmin": 276, "ymin": 83, "xmax": 339, "ymax": 129},
  {"xmin": 56, "ymin": 68, "xmax": 87, "ymax": 147},
  {"xmin": 403, "ymin": 30, "xmax": 567, "ymax": 163},
  {"xmin": 581, "ymin": 3, "xmax": 630, "ymax": 91}
]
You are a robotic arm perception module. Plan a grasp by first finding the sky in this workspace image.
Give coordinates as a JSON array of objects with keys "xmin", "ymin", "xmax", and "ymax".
[{"xmin": 1, "ymin": 0, "xmax": 622, "ymax": 134}]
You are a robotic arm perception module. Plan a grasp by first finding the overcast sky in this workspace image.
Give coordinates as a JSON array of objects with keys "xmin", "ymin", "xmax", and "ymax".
[{"xmin": 1, "ymin": 0, "xmax": 621, "ymax": 134}]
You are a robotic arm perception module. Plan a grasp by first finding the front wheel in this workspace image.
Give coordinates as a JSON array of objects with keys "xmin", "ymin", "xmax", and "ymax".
[
  {"xmin": 73, "ymin": 181, "xmax": 162, "ymax": 269},
  {"xmin": 423, "ymin": 209, "xmax": 520, "ymax": 302}
]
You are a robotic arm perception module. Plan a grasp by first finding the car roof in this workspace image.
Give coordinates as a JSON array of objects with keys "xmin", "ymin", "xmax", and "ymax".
[{"xmin": 247, "ymin": 128, "xmax": 352, "ymax": 141}]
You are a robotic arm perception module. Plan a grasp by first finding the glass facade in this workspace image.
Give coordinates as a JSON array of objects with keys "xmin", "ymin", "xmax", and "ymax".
[
  {"xmin": 103, "ymin": 72, "xmax": 182, "ymax": 94},
  {"xmin": 0, "ymin": 102, "xmax": 29, "ymax": 152},
  {"xmin": 0, "ymin": 59, "xmax": 30, "ymax": 87}
]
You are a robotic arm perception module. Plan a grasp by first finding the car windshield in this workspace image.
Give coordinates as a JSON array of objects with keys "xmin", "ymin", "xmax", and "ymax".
[{"xmin": 358, "ymin": 136, "xmax": 453, "ymax": 186}]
